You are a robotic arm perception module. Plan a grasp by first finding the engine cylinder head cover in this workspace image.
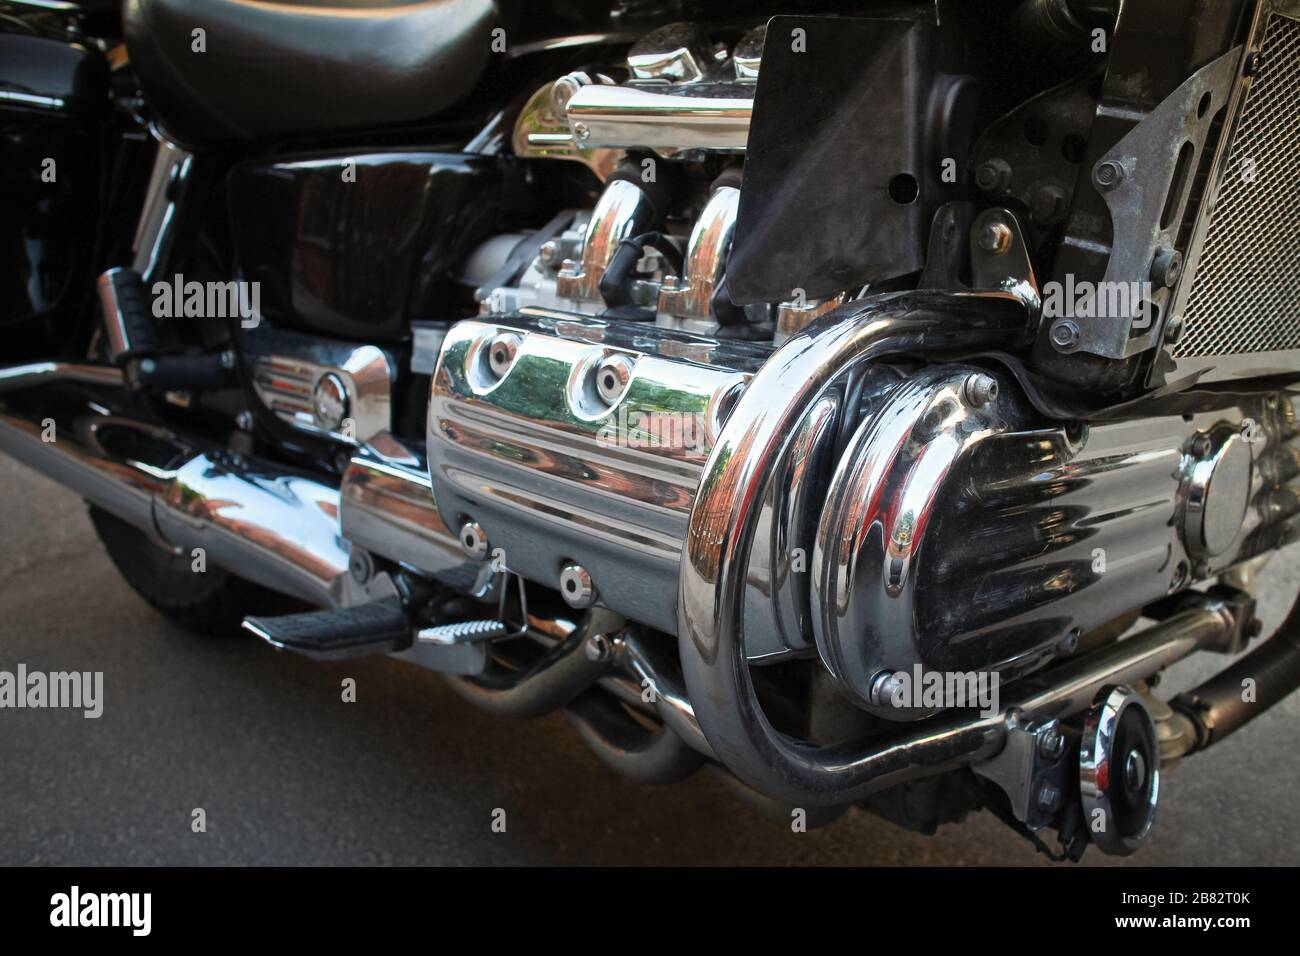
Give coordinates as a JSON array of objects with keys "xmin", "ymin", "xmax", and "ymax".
[{"xmin": 1079, "ymin": 685, "xmax": 1160, "ymax": 856}]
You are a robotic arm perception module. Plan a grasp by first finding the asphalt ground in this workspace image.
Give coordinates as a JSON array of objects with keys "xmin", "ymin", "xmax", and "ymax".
[{"xmin": 1, "ymin": 453, "xmax": 1297, "ymax": 865}]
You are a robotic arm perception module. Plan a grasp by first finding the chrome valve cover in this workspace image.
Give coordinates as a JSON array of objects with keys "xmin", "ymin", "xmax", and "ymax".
[{"xmin": 426, "ymin": 309, "xmax": 762, "ymax": 637}]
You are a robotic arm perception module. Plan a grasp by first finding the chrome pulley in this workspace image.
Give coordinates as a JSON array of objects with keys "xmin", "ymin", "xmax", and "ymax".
[{"xmin": 1079, "ymin": 685, "xmax": 1160, "ymax": 856}]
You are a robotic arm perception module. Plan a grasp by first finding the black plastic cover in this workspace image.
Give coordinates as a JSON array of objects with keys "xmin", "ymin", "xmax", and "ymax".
[
  {"xmin": 227, "ymin": 152, "xmax": 502, "ymax": 342},
  {"xmin": 727, "ymin": 16, "xmax": 976, "ymax": 304}
]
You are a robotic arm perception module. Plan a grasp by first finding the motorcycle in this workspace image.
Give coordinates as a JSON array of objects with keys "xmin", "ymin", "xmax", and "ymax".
[{"xmin": 2, "ymin": 0, "xmax": 1297, "ymax": 860}]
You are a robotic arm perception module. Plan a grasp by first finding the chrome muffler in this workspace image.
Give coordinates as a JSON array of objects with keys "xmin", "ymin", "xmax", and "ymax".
[{"xmin": 0, "ymin": 372, "xmax": 350, "ymax": 607}]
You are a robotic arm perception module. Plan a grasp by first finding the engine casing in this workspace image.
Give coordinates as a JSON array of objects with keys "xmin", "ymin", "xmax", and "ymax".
[{"xmin": 426, "ymin": 310, "xmax": 1300, "ymax": 710}]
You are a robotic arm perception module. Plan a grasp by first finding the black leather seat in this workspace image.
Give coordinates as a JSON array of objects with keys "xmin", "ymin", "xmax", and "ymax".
[{"xmin": 124, "ymin": 0, "xmax": 496, "ymax": 144}]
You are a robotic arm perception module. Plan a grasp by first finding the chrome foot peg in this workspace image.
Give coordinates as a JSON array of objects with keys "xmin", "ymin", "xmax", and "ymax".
[
  {"xmin": 400, "ymin": 571, "xmax": 531, "ymax": 675},
  {"xmin": 417, "ymin": 619, "xmax": 511, "ymax": 646}
]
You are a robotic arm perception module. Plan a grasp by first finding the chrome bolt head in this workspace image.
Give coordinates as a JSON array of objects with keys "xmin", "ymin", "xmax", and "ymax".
[
  {"xmin": 963, "ymin": 372, "xmax": 999, "ymax": 407},
  {"xmin": 487, "ymin": 332, "xmax": 521, "ymax": 379},
  {"xmin": 978, "ymin": 221, "xmax": 1012, "ymax": 255},
  {"xmin": 572, "ymin": 121, "xmax": 591, "ymax": 141},
  {"xmin": 868, "ymin": 670, "xmax": 904, "ymax": 707},
  {"xmin": 458, "ymin": 521, "xmax": 489, "ymax": 559},
  {"xmin": 1038, "ymin": 723, "xmax": 1066, "ymax": 760},
  {"xmin": 594, "ymin": 353, "xmax": 634, "ymax": 405},
  {"xmin": 559, "ymin": 562, "xmax": 597, "ymax": 608}
]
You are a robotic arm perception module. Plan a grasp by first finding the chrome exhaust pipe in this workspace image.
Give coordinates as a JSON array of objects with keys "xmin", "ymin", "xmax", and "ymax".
[
  {"xmin": 0, "ymin": 396, "xmax": 350, "ymax": 607},
  {"xmin": 0, "ymin": 362, "xmax": 126, "ymax": 393}
]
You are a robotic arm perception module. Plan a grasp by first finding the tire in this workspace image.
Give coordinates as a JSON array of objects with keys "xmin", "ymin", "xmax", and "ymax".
[{"xmin": 87, "ymin": 504, "xmax": 306, "ymax": 636}]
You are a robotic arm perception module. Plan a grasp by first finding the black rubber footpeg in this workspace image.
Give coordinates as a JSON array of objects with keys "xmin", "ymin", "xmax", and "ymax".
[
  {"xmin": 135, "ymin": 353, "xmax": 232, "ymax": 392},
  {"xmin": 242, "ymin": 597, "xmax": 412, "ymax": 661}
]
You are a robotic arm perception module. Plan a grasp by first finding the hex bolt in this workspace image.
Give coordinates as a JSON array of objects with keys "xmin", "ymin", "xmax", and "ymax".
[
  {"xmin": 559, "ymin": 562, "xmax": 597, "ymax": 609},
  {"xmin": 594, "ymin": 353, "xmax": 635, "ymax": 406},
  {"xmin": 572, "ymin": 121, "xmax": 591, "ymax": 141},
  {"xmin": 1164, "ymin": 315, "xmax": 1185, "ymax": 344},
  {"xmin": 974, "ymin": 158, "xmax": 1011, "ymax": 194},
  {"xmin": 538, "ymin": 240, "xmax": 560, "ymax": 267},
  {"xmin": 978, "ymin": 221, "xmax": 1013, "ymax": 255},
  {"xmin": 458, "ymin": 521, "xmax": 489, "ymax": 559},
  {"xmin": 1150, "ymin": 246, "xmax": 1184, "ymax": 288},
  {"xmin": 1050, "ymin": 319, "xmax": 1081, "ymax": 352},
  {"xmin": 236, "ymin": 410, "xmax": 255, "ymax": 432},
  {"xmin": 584, "ymin": 632, "xmax": 612, "ymax": 662},
  {"xmin": 1038, "ymin": 724, "xmax": 1066, "ymax": 760},
  {"xmin": 869, "ymin": 670, "xmax": 905, "ymax": 707},
  {"xmin": 1243, "ymin": 51, "xmax": 1263, "ymax": 77},
  {"xmin": 487, "ymin": 332, "xmax": 522, "ymax": 380},
  {"xmin": 1094, "ymin": 159, "xmax": 1125, "ymax": 191},
  {"xmin": 963, "ymin": 372, "xmax": 999, "ymax": 407}
]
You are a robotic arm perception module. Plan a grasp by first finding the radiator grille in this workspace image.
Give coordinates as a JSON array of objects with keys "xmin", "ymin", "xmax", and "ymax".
[{"xmin": 1175, "ymin": 11, "xmax": 1300, "ymax": 359}]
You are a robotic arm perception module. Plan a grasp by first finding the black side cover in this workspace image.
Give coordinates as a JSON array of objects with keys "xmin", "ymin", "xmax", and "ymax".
[
  {"xmin": 727, "ymin": 16, "xmax": 977, "ymax": 304},
  {"xmin": 227, "ymin": 152, "xmax": 502, "ymax": 342}
]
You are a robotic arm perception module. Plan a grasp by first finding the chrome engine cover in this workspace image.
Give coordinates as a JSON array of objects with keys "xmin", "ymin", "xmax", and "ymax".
[
  {"xmin": 426, "ymin": 310, "xmax": 762, "ymax": 637},
  {"xmin": 427, "ymin": 308, "xmax": 1300, "ymax": 710}
]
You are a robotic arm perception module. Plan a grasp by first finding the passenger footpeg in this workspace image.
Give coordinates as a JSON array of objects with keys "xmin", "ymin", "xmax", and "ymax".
[{"xmin": 243, "ymin": 597, "xmax": 412, "ymax": 661}]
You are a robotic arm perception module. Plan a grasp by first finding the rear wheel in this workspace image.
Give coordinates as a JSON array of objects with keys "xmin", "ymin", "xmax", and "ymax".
[{"xmin": 87, "ymin": 504, "xmax": 305, "ymax": 636}]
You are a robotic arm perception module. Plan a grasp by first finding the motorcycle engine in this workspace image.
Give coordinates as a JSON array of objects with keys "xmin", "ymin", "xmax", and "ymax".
[{"xmin": 408, "ymin": 19, "xmax": 1300, "ymax": 717}]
